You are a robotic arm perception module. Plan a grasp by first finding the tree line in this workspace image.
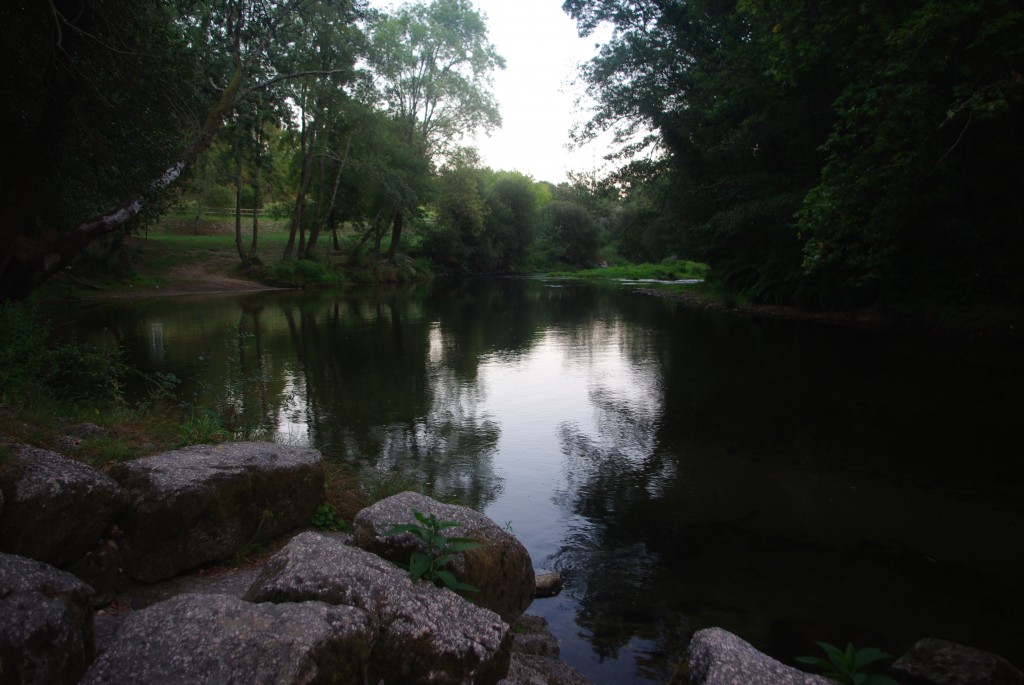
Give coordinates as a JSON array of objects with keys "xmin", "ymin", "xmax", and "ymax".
[
  {"xmin": 3, "ymin": 0, "xmax": 1020, "ymax": 311},
  {"xmin": 565, "ymin": 0, "xmax": 1024, "ymax": 309},
  {"xmin": 0, "ymin": 0, "xmax": 623, "ymax": 300}
]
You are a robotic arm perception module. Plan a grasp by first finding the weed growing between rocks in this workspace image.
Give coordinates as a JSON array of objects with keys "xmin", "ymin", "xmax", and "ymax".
[
  {"xmin": 311, "ymin": 503, "xmax": 351, "ymax": 532},
  {"xmin": 796, "ymin": 641, "xmax": 898, "ymax": 685},
  {"xmin": 385, "ymin": 510, "xmax": 481, "ymax": 593}
]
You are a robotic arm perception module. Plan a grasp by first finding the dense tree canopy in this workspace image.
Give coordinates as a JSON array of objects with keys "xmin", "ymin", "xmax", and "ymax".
[
  {"xmin": 0, "ymin": 0, "xmax": 365, "ymax": 299},
  {"xmin": 364, "ymin": 0, "xmax": 504, "ymax": 260},
  {"xmin": 5, "ymin": 0, "xmax": 1021, "ymax": 314},
  {"xmin": 565, "ymin": 0, "xmax": 1024, "ymax": 308}
]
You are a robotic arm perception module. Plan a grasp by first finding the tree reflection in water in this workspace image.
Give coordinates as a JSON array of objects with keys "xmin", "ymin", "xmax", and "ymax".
[{"xmin": 55, "ymin": 280, "xmax": 1024, "ymax": 685}]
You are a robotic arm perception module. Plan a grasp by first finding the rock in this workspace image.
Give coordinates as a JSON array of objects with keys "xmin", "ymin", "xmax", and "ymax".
[
  {"xmin": 81, "ymin": 593, "xmax": 374, "ymax": 685},
  {"xmin": 890, "ymin": 638, "xmax": 1024, "ymax": 685},
  {"xmin": 499, "ymin": 615, "xmax": 593, "ymax": 685},
  {"xmin": 0, "ymin": 443, "xmax": 129, "ymax": 567},
  {"xmin": 688, "ymin": 627, "xmax": 833, "ymax": 685},
  {"xmin": 535, "ymin": 572, "xmax": 563, "ymax": 598},
  {"xmin": 107, "ymin": 442, "xmax": 323, "ymax": 581},
  {"xmin": 353, "ymin": 491, "xmax": 535, "ymax": 622},
  {"xmin": 0, "ymin": 552, "xmax": 95, "ymax": 685},
  {"xmin": 246, "ymin": 530, "xmax": 512, "ymax": 685},
  {"xmin": 509, "ymin": 616, "xmax": 561, "ymax": 659},
  {"xmin": 55, "ymin": 423, "xmax": 109, "ymax": 452}
]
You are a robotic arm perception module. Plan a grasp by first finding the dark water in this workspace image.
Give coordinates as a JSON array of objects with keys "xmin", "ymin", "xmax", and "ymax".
[{"xmin": 56, "ymin": 279, "xmax": 1024, "ymax": 682}]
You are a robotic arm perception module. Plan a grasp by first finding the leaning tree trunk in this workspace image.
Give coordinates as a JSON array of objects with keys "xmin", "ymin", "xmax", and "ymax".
[{"xmin": 0, "ymin": 61, "xmax": 244, "ymax": 301}]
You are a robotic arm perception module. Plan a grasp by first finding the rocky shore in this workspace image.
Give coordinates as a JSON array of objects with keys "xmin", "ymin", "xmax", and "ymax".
[{"xmin": 1, "ymin": 440, "xmax": 1021, "ymax": 684}]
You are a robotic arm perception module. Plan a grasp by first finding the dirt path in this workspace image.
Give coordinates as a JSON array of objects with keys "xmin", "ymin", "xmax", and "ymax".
[{"xmin": 73, "ymin": 240, "xmax": 289, "ymax": 301}]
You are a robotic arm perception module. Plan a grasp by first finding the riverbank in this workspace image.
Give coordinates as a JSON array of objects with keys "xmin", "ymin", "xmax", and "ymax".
[
  {"xmin": 32, "ymin": 223, "xmax": 1024, "ymax": 344},
  {"xmin": 632, "ymin": 284, "xmax": 1024, "ymax": 344}
]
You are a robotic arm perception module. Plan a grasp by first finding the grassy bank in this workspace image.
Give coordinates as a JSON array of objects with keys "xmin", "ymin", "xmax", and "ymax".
[
  {"xmin": 34, "ymin": 216, "xmax": 430, "ymax": 302},
  {"xmin": 548, "ymin": 259, "xmax": 710, "ymax": 282}
]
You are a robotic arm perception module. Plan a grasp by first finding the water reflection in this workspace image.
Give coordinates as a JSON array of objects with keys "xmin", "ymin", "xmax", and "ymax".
[{"xmin": 55, "ymin": 280, "xmax": 1024, "ymax": 684}]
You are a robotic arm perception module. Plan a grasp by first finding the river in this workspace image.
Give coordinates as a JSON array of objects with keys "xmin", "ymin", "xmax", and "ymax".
[{"xmin": 55, "ymin": 278, "xmax": 1024, "ymax": 682}]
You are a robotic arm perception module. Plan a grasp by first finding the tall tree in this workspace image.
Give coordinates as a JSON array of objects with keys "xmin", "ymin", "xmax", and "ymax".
[
  {"xmin": 364, "ymin": 0, "xmax": 504, "ymax": 261},
  {"xmin": 787, "ymin": 0, "xmax": 1024, "ymax": 306},
  {"xmin": 565, "ymin": 0, "xmax": 1024, "ymax": 309},
  {"xmin": 0, "ymin": 0, "xmax": 359, "ymax": 300}
]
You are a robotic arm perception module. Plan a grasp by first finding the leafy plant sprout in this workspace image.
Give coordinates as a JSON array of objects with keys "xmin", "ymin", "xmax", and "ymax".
[
  {"xmin": 311, "ymin": 503, "xmax": 350, "ymax": 532},
  {"xmin": 385, "ymin": 510, "xmax": 481, "ymax": 593},
  {"xmin": 796, "ymin": 641, "xmax": 899, "ymax": 685}
]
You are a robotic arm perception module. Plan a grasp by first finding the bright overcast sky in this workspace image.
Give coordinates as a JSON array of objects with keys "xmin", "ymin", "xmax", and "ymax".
[{"xmin": 368, "ymin": 0, "xmax": 614, "ymax": 184}]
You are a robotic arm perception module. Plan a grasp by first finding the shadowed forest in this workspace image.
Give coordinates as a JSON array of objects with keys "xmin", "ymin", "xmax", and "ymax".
[{"xmin": 0, "ymin": 0, "xmax": 1021, "ymax": 326}]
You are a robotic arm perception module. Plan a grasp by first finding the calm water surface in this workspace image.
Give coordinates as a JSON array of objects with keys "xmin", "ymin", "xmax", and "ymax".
[{"xmin": 57, "ymin": 279, "xmax": 1024, "ymax": 682}]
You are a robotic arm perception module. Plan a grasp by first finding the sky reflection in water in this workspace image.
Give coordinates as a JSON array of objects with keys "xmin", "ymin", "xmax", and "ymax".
[{"xmin": 59, "ymin": 280, "xmax": 1024, "ymax": 684}]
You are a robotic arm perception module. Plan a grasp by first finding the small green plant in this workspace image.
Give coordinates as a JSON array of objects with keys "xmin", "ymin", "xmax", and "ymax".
[
  {"xmin": 311, "ymin": 503, "xmax": 351, "ymax": 531},
  {"xmin": 796, "ymin": 642, "xmax": 899, "ymax": 685},
  {"xmin": 176, "ymin": 405, "xmax": 228, "ymax": 447},
  {"xmin": 385, "ymin": 510, "xmax": 481, "ymax": 593}
]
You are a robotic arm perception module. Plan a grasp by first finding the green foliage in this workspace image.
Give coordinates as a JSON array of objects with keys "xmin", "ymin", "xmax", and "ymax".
[
  {"xmin": 385, "ymin": 510, "xmax": 481, "ymax": 593},
  {"xmin": 796, "ymin": 642, "xmax": 899, "ymax": 685},
  {"xmin": 78, "ymin": 436, "xmax": 140, "ymax": 464},
  {"xmin": 538, "ymin": 201, "xmax": 601, "ymax": 267},
  {"xmin": 422, "ymin": 165, "xmax": 543, "ymax": 274},
  {"xmin": 792, "ymin": 0, "xmax": 1024, "ymax": 307},
  {"xmin": 312, "ymin": 503, "xmax": 351, "ymax": 532},
  {"xmin": 0, "ymin": 302, "xmax": 53, "ymax": 404},
  {"xmin": 268, "ymin": 259, "xmax": 345, "ymax": 288},
  {"xmin": 551, "ymin": 259, "xmax": 709, "ymax": 282},
  {"xmin": 566, "ymin": 0, "xmax": 1024, "ymax": 311},
  {"xmin": 176, "ymin": 406, "xmax": 229, "ymax": 447},
  {"xmin": 0, "ymin": 302, "xmax": 122, "ymax": 405}
]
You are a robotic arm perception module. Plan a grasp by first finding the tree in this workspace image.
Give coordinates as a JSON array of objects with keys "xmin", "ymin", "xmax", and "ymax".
[
  {"xmin": 565, "ymin": 0, "xmax": 826, "ymax": 303},
  {"xmin": 364, "ymin": 0, "xmax": 505, "ymax": 261},
  {"xmin": 564, "ymin": 0, "xmax": 1024, "ymax": 309},
  {"xmin": 787, "ymin": 0, "xmax": 1024, "ymax": 306},
  {"xmin": 481, "ymin": 172, "xmax": 539, "ymax": 271},
  {"xmin": 277, "ymin": 0, "xmax": 363, "ymax": 261},
  {"xmin": 0, "ymin": 0, "xmax": 360, "ymax": 300},
  {"xmin": 0, "ymin": 0, "xmax": 209, "ymax": 299},
  {"xmin": 425, "ymin": 152, "xmax": 490, "ymax": 271},
  {"xmin": 540, "ymin": 201, "xmax": 600, "ymax": 267}
]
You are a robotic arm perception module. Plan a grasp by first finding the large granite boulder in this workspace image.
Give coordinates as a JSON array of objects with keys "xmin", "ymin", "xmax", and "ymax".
[
  {"xmin": 245, "ymin": 531, "xmax": 512, "ymax": 685},
  {"xmin": 353, "ymin": 492, "xmax": 535, "ymax": 622},
  {"xmin": 890, "ymin": 638, "xmax": 1024, "ymax": 685},
  {"xmin": 688, "ymin": 627, "xmax": 833, "ymax": 685},
  {"xmin": 108, "ymin": 442, "xmax": 323, "ymax": 581},
  {"xmin": 0, "ymin": 552, "xmax": 95, "ymax": 685},
  {"xmin": 81, "ymin": 593, "xmax": 374, "ymax": 684},
  {"xmin": 0, "ymin": 443, "xmax": 128, "ymax": 567}
]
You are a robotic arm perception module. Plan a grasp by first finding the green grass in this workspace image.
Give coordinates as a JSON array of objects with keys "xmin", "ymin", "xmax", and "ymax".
[{"xmin": 548, "ymin": 258, "xmax": 709, "ymax": 281}]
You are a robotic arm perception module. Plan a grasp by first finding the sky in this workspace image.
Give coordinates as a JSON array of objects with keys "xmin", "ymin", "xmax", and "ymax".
[{"xmin": 369, "ymin": 0, "xmax": 615, "ymax": 185}]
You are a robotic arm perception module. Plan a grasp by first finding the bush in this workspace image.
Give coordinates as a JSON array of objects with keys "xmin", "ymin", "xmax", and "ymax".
[
  {"xmin": 269, "ymin": 259, "xmax": 345, "ymax": 288},
  {"xmin": 0, "ymin": 302, "xmax": 121, "ymax": 405}
]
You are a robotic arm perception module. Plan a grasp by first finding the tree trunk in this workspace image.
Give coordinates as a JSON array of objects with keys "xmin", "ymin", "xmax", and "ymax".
[
  {"xmin": 0, "ymin": 57, "xmax": 244, "ymax": 301},
  {"xmin": 284, "ymin": 104, "xmax": 318, "ymax": 261},
  {"xmin": 234, "ymin": 137, "xmax": 249, "ymax": 268},
  {"xmin": 385, "ymin": 208, "xmax": 404, "ymax": 263},
  {"xmin": 250, "ymin": 159, "xmax": 260, "ymax": 255}
]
